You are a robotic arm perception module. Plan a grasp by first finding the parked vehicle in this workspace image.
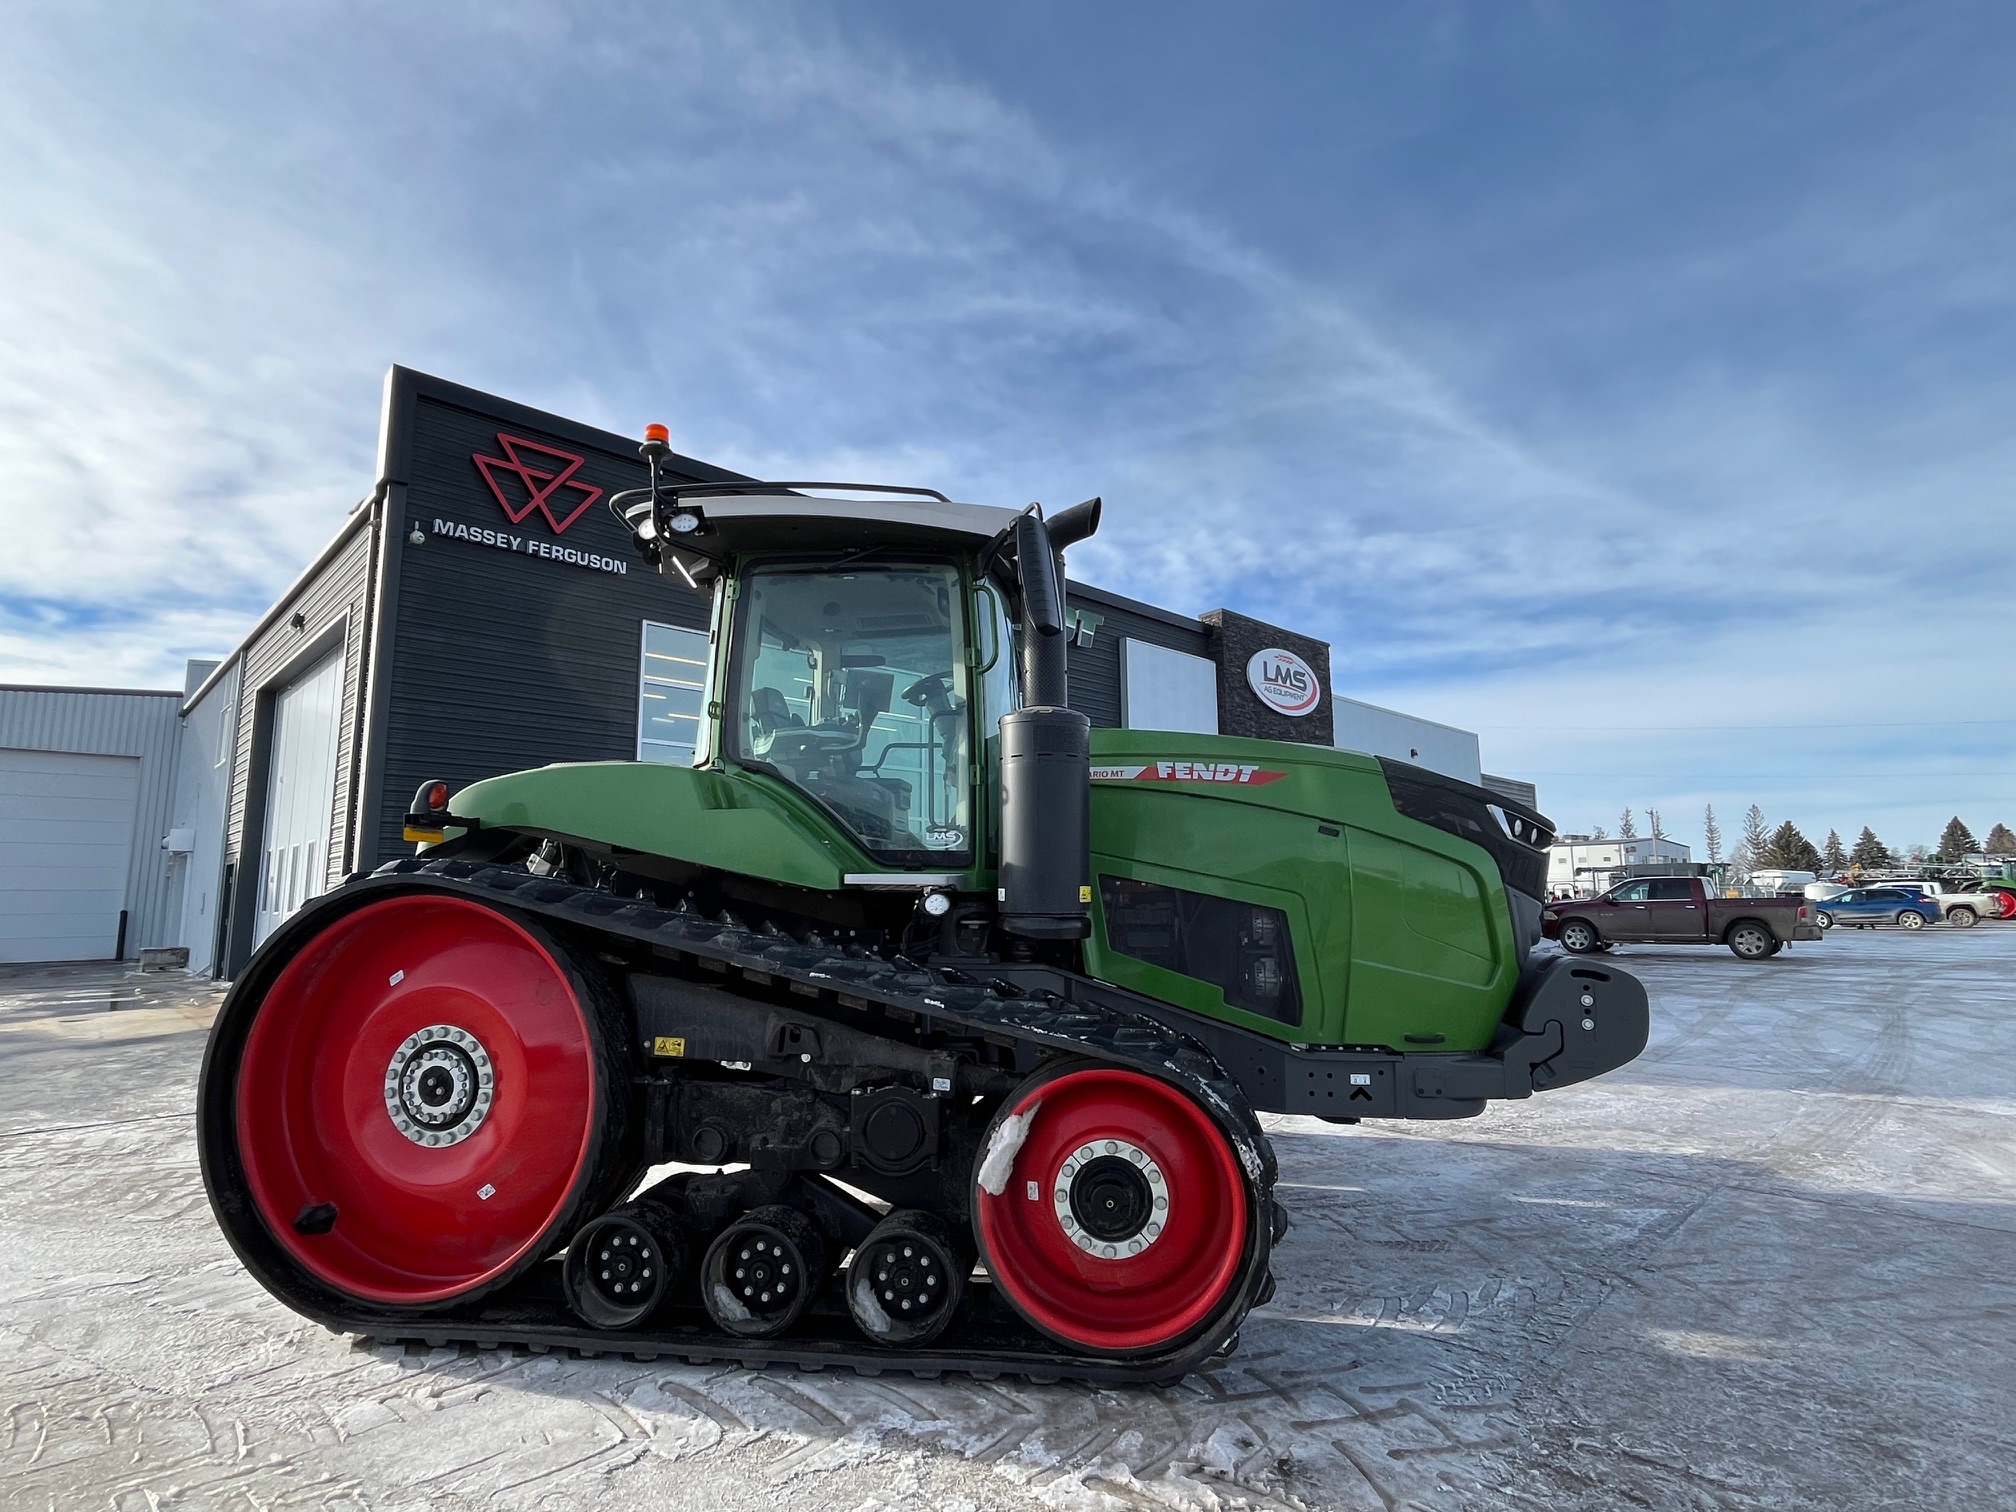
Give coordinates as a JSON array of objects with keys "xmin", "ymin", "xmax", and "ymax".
[
  {"xmin": 1812, "ymin": 886, "xmax": 1938, "ymax": 931},
  {"xmin": 1749, "ymin": 869, "xmax": 1817, "ymax": 896},
  {"xmin": 1804, "ymin": 881, "xmax": 1852, "ymax": 903},
  {"xmin": 1942, "ymin": 879, "xmax": 2016, "ymax": 922},
  {"xmin": 1542, "ymin": 876, "xmax": 1820, "ymax": 960},
  {"xmin": 1912, "ymin": 882, "xmax": 2004, "ymax": 927}
]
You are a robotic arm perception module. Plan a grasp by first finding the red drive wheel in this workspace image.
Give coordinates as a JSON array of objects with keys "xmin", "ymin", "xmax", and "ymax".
[
  {"xmin": 233, "ymin": 894, "xmax": 614, "ymax": 1307},
  {"xmin": 1999, "ymin": 890, "xmax": 2016, "ymax": 921},
  {"xmin": 973, "ymin": 1065, "xmax": 1249, "ymax": 1355}
]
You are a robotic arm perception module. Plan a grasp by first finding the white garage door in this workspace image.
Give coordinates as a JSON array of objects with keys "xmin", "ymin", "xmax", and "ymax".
[
  {"xmin": 0, "ymin": 748, "xmax": 142, "ymax": 963},
  {"xmin": 253, "ymin": 655, "xmax": 343, "ymax": 947}
]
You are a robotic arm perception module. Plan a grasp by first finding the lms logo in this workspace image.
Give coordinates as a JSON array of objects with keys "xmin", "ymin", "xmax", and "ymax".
[
  {"xmin": 472, "ymin": 434, "xmax": 604, "ymax": 535},
  {"xmin": 1246, "ymin": 647, "xmax": 1321, "ymax": 717}
]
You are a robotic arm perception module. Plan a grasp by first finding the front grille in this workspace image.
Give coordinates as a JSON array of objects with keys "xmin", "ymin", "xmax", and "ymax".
[{"xmin": 1376, "ymin": 758, "xmax": 1552, "ymax": 902}]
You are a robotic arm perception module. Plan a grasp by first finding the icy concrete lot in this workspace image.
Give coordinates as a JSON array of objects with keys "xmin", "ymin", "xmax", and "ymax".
[{"xmin": 3, "ymin": 929, "xmax": 2011, "ymax": 1512}]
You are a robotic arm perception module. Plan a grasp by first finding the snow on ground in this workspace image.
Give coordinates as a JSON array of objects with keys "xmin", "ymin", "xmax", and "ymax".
[{"xmin": 2, "ymin": 926, "xmax": 2011, "ymax": 1510}]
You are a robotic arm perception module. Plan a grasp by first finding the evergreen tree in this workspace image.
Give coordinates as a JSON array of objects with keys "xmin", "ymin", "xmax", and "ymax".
[
  {"xmin": 1618, "ymin": 808, "xmax": 1638, "ymax": 839},
  {"xmin": 1822, "ymin": 829, "xmax": 1846, "ymax": 870},
  {"xmin": 1702, "ymin": 805, "xmax": 1723, "ymax": 865},
  {"xmin": 1729, "ymin": 804, "xmax": 1769, "ymax": 884},
  {"xmin": 1740, "ymin": 805, "xmax": 1769, "ymax": 860},
  {"xmin": 1849, "ymin": 826, "xmax": 1890, "ymax": 869},
  {"xmin": 1763, "ymin": 821, "xmax": 1823, "ymax": 873},
  {"xmin": 1590, "ymin": 824, "xmax": 1608, "ymax": 840},
  {"xmin": 1648, "ymin": 808, "xmax": 1667, "ymax": 840},
  {"xmin": 1986, "ymin": 823, "xmax": 2016, "ymax": 856},
  {"xmin": 1936, "ymin": 816, "xmax": 1978, "ymax": 861}
]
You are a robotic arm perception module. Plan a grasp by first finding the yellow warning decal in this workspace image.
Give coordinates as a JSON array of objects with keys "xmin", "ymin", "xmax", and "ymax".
[
  {"xmin": 1079, "ymin": 885, "xmax": 1093, "ymax": 903},
  {"xmin": 652, "ymin": 1036, "xmax": 687, "ymax": 1058}
]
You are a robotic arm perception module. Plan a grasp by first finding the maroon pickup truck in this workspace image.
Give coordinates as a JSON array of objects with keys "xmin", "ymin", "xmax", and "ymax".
[{"xmin": 1542, "ymin": 876, "xmax": 1822, "ymax": 960}]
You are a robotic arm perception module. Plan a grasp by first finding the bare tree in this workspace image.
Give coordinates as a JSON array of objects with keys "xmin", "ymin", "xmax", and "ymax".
[
  {"xmin": 1648, "ymin": 808, "xmax": 1667, "ymax": 841},
  {"xmin": 1618, "ymin": 808, "xmax": 1638, "ymax": 839}
]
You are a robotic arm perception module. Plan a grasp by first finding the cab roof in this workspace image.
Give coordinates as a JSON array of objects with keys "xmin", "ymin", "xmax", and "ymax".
[{"xmin": 695, "ymin": 492, "xmax": 1023, "ymax": 555}]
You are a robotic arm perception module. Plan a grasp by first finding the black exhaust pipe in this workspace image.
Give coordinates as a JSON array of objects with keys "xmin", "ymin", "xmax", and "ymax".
[{"xmin": 999, "ymin": 508, "xmax": 1096, "ymax": 941}]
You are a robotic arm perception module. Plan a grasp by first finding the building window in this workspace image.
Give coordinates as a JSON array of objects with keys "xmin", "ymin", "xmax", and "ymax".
[{"xmin": 638, "ymin": 621, "xmax": 709, "ymax": 765}]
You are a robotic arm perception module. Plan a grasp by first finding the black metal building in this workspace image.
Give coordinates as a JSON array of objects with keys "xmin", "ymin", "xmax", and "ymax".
[{"xmin": 179, "ymin": 366, "xmax": 1330, "ymax": 976}]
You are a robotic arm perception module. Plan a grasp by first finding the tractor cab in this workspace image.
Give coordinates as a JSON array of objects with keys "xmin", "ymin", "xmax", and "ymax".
[
  {"xmin": 726, "ymin": 558, "xmax": 1003, "ymax": 866},
  {"xmin": 612, "ymin": 428, "xmax": 1101, "ymax": 936}
]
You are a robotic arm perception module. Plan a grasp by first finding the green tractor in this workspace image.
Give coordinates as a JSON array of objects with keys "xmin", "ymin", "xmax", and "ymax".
[{"xmin": 199, "ymin": 433, "xmax": 1649, "ymax": 1381}]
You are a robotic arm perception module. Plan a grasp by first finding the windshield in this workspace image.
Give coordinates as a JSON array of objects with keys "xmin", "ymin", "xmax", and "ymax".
[{"xmin": 728, "ymin": 562, "xmax": 973, "ymax": 861}]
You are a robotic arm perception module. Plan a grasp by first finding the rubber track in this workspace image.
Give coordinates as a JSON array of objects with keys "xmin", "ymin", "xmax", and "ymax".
[{"xmin": 219, "ymin": 858, "xmax": 1279, "ymax": 1385}]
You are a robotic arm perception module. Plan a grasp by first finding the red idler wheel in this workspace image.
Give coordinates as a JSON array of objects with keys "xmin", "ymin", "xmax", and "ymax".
[
  {"xmin": 1999, "ymin": 890, "xmax": 2016, "ymax": 921},
  {"xmin": 973, "ymin": 1065, "xmax": 1249, "ymax": 1355},
  {"xmin": 233, "ymin": 894, "xmax": 615, "ymax": 1307}
]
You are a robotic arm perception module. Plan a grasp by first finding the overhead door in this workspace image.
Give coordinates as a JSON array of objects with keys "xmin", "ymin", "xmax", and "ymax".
[
  {"xmin": 253, "ymin": 655, "xmax": 343, "ymax": 947},
  {"xmin": 0, "ymin": 748, "xmax": 142, "ymax": 963}
]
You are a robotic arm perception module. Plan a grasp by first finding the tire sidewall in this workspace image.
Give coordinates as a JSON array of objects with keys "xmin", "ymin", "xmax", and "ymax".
[
  {"xmin": 1728, "ymin": 922, "xmax": 1773, "ymax": 960},
  {"xmin": 1560, "ymin": 920, "xmax": 1601, "ymax": 954}
]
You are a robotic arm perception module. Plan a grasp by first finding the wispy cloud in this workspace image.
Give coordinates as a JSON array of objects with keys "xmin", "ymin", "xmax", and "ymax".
[{"xmin": 0, "ymin": 1, "xmax": 2008, "ymax": 842}]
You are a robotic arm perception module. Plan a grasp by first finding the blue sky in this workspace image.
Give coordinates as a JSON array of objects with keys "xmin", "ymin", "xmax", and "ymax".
[{"xmin": 1, "ymin": 2, "xmax": 2011, "ymax": 854}]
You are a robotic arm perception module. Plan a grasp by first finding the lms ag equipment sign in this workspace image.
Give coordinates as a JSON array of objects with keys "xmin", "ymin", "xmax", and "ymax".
[{"xmin": 1246, "ymin": 648, "xmax": 1320, "ymax": 717}]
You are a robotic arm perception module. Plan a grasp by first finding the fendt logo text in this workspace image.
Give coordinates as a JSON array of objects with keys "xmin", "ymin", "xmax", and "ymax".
[
  {"xmin": 472, "ymin": 433, "xmax": 604, "ymax": 535},
  {"xmin": 1246, "ymin": 647, "xmax": 1320, "ymax": 717}
]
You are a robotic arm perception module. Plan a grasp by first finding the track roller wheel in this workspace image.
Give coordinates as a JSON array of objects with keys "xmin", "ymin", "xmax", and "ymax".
[
  {"xmin": 974, "ymin": 1064, "xmax": 1249, "ymax": 1356},
  {"xmin": 564, "ymin": 1193, "xmax": 689, "ymax": 1330},
  {"xmin": 701, "ymin": 1205, "xmax": 826, "ymax": 1339},
  {"xmin": 847, "ymin": 1209, "xmax": 970, "ymax": 1347},
  {"xmin": 225, "ymin": 893, "xmax": 626, "ymax": 1308}
]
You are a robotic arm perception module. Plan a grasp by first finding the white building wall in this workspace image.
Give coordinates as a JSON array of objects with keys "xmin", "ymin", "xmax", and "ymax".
[
  {"xmin": 1547, "ymin": 836, "xmax": 1693, "ymax": 893},
  {"xmin": 0, "ymin": 685, "xmax": 184, "ymax": 954},
  {"xmin": 1120, "ymin": 639, "xmax": 1219, "ymax": 735},
  {"xmin": 1332, "ymin": 695, "xmax": 1482, "ymax": 784}
]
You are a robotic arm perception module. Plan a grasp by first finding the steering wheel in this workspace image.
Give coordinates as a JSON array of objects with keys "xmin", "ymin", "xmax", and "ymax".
[{"xmin": 901, "ymin": 672, "xmax": 953, "ymax": 707}]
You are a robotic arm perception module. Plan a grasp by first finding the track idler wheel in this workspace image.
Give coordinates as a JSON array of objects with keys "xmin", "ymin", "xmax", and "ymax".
[
  {"xmin": 215, "ymin": 892, "xmax": 630, "ymax": 1309},
  {"xmin": 564, "ymin": 1193, "xmax": 689, "ymax": 1330},
  {"xmin": 973, "ymin": 1063, "xmax": 1251, "ymax": 1356},
  {"xmin": 700, "ymin": 1204, "xmax": 826, "ymax": 1339},
  {"xmin": 847, "ymin": 1209, "xmax": 970, "ymax": 1347}
]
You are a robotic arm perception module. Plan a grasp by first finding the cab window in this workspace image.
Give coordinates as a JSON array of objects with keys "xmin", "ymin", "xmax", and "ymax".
[
  {"xmin": 729, "ymin": 563, "xmax": 973, "ymax": 862},
  {"xmin": 1645, "ymin": 879, "xmax": 1695, "ymax": 901},
  {"xmin": 1611, "ymin": 881, "xmax": 1651, "ymax": 902}
]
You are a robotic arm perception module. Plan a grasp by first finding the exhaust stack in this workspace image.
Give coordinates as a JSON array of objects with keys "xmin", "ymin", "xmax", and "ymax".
[{"xmin": 998, "ymin": 506, "xmax": 1099, "ymax": 941}]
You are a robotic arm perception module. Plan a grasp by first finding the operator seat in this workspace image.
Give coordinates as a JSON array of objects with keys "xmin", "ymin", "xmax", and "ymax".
[{"xmin": 749, "ymin": 686, "xmax": 804, "ymax": 757}]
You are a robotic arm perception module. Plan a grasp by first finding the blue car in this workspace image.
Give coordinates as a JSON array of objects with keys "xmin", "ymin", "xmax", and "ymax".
[{"xmin": 1813, "ymin": 886, "xmax": 1936, "ymax": 931}]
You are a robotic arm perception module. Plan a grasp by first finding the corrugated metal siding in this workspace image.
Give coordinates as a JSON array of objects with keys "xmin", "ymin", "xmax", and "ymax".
[
  {"xmin": 0, "ymin": 687, "xmax": 182, "ymax": 952},
  {"xmin": 372, "ymin": 396, "xmax": 710, "ymax": 861},
  {"xmin": 170, "ymin": 662, "xmax": 240, "ymax": 973},
  {"xmin": 224, "ymin": 515, "xmax": 374, "ymax": 892},
  {"xmin": 1062, "ymin": 587, "xmax": 1213, "ymax": 729}
]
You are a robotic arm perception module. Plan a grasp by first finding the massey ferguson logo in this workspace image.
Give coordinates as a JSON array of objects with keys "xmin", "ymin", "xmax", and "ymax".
[
  {"xmin": 1091, "ymin": 762, "xmax": 1287, "ymax": 786},
  {"xmin": 1246, "ymin": 647, "xmax": 1320, "ymax": 717},
  {"xmin": 472, "ymin": 433, "xmax": 604, "ymax": 534}
]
